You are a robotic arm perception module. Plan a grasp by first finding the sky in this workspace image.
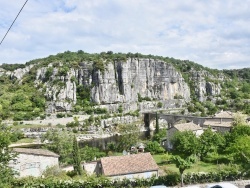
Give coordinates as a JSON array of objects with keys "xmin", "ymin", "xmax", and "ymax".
[{"xmin": 0, "ymin": 0, "xmax": 250, "ymax": 70}]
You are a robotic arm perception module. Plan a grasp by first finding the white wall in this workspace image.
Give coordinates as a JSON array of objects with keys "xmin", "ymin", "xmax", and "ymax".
[
  {"xmin": 110, "ymin": 170, "xmax": 158, "ymax": 180},
  {"xmin": 9, "ymin": 153, "xmax": 59, "ymax": 177}
]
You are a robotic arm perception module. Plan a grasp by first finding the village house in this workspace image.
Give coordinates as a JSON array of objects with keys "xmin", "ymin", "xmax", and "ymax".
[
  {"xmin": 82, "ymin": 153, "xmax": 158, "ymax": 180},
  {"xmin": 100, "ymin": 152, "xmax": 159, "ymax": 180},
  {"xmin": 202, "ymin": 111, "xmax": 234, "ymax": 132},
  {"xmin": 166, "ymin": 122, "xmax": 204, "ymax": 150},
  {"xmin": 9, "ymin": 148, "xmax": 59, "ymax": 177}
]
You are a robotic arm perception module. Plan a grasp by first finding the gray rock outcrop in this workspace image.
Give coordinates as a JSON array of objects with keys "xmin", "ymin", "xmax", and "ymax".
[
  {"xmin": 34, "ymin": 58, "xmax": 191, "ymax": 113},
  {"xmin": 190, "ymin": 71, "xmax": 223, "ymax": 101}
]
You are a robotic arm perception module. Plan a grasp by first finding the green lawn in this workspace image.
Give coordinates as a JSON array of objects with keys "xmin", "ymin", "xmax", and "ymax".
[{"xmin": 153, "ymin": 154, "xmax": 218, "ymax": 174}]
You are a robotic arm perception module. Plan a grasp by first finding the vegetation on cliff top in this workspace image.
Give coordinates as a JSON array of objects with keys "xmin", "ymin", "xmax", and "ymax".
[{"xmin": 0, "ymin": 51, "xmax": 249, "ymax": 121}]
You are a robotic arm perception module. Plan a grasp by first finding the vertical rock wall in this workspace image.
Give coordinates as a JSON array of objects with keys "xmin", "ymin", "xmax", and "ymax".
[
  {"xmin": 90, "ymin": 58, "xmax": 190, "ymax": 105},
  {"xmin": 31, "ymin": 58, "xmax": 191, "ymax": 112}
]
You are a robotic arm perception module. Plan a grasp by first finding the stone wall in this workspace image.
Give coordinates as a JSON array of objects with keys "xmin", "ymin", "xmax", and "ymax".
[{"xmin": 9, "ymin": 153, "xmax": 59, "ymax": 177}]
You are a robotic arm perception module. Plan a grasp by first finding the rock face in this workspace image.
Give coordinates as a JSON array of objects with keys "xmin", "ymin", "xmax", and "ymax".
[
  {"xmin": 33, "ymin": 58, "xmax": 191, "ymax": 112},
  {"xmin": 90, "ymin": 58, "xmax": 190, "ymax": 105},
  {"xmin": 190, "ymin": 71, "xmax": 223, "ymax": 102},
  {"xmin": 11, "ymin": 65, "xmax": 34, "ymax": 80}
]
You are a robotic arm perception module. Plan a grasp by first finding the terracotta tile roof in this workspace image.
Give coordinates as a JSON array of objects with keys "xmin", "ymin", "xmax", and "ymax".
[
  {"xmin": 173, "ymin": 122, "xmax": 201, "ymax": 132},
  {"xmin": 13, "ymin": 148, "xmax": 59, "ymax": 157},
  {"xmin": 101, "ymin": 152, "xmax": 158, "ymax": 176}
]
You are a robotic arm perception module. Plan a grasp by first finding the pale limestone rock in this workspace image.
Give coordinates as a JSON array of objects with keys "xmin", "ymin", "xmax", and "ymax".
[
  {"xmin": 11, "ymin": 65, "xmax": 34, "ymax": 80},
  {"xmin": 37, "ymin": 58, "xmax": 191, "ymax": 112}
]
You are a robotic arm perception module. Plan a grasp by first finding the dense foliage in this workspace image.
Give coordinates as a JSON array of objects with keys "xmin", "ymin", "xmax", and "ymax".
[
  {"xmin": 10, "ymin": 168, "xmax": 250, "ymax": 188},
  {"xmin": 41, "ymin": 129, "xmax": 106, "ymax": 165},
  {"xmin": 171, "ymin": 124, "xmax": 250, "ymax": 168},
  {"xmin": 0, "ymin": 76, "xmax": 45, "ymax": 120},
  {"xmin": 0, "ymin": 123, "xmax": 17, "ymax": 187}
]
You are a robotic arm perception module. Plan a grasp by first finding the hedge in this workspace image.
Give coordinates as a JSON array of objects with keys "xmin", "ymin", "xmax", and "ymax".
[{"xmin": 11, "ymin": 170, "xmax": 250, "ymax": 188}]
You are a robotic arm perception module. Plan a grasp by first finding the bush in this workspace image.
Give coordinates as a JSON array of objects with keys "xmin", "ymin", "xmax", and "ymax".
[
  {"xmin": 56, "ymin": 113, "xmax": 65, "ymax": 118},
  {"xmin": 94, "ymin": 107, "xmax": 107, "ymax": 114},
  {"xmin": 118, "ymin": 105, "xmax": 123, "ymax": 113},
  {"xmin": 183, "ymin": 170, "xmax": 244, "ymax": 185},
  {"xmin": 10, "ymin": 169, "xmax": 250, "ymax": 188},
  {"xmin": 145, "ymin": 141, "xmax": 165, "ymax": 154},
  {"xmin": 157, "ymin": 102, "xmax": 163, "ymax": 108}
]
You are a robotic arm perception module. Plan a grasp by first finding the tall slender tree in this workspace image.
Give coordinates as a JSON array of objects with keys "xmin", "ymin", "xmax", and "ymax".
[
  {"xmin": 155, "ymin": 112, "xmax": 159, "ymax": 134},
  {"xmin": 72, "ymin": 136, "xmax": 82, "ymax": 175}
]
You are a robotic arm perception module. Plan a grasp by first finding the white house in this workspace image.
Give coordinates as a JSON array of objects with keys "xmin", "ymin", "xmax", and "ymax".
[{"xmin": 9, "ymin": 148, "xmax": 59, "ymax": 177}]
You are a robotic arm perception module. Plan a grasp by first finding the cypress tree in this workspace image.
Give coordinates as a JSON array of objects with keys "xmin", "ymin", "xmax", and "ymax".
[
  {"xmin": 73, "ymin": 136, "xmax": 82, "ymax": 175},
  {"xmin": 155, "ymin": 112, "xmax": 159, "ymax": 134}
]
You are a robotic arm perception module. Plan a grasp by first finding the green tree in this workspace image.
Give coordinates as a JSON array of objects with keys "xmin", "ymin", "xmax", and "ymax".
[
  {"xmin": 224, "ymin": 125, "xmax": 250, "ymax": 147},
  {"xmin": 171, "ymin": 131, "xmax": 200, "ymax": 158},
  {"xmin": 226, "ymin": 136, "xmax": 250, "ymax": 165},
  {"xmin": 41, "ymin": 130, "xmax": 73, "ymax": 164},
  {"xmin": 152, "ymin": 128, "xmax": 166, "ymax": 143},
  {"xmin": 117, "ymin": 124, "xmax": 140, "ymax": 151},
  {"xmin": 199, "ymin": 128, "xmax": 225, "ymax": 160},
  {"xmin": 155, "ymin": 112, "xmax": 160, "ymax": 134},
  {"xmin": 0, "ymin": 124, "xmax": 17, "ymax": 186},
  {"xmin": 80, "ymin": 146, "xmax": 106, "ymax": 162},
  {"xmin": 0, "ymin": 104, "xmax": 2, "ymax": 121},
  {"xmin": 144, "ymin": 141, "xmax": 165, "ymax": 154},
  {"xmin": 231, "ymin": 112, "xmax": 247, "ymax": 126},
  {"xmin": 171, "ymin": 155, "xmax": 195, "ymax": 187},
  {"xmin": 72, "ymin": 136, "xmax": 82, "ymax": 175}
]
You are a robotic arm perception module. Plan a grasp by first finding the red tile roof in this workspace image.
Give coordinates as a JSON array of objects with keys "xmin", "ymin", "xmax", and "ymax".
[{"xmin": 101, "ymin": 152, "xmax": 158, "ymax": 176}]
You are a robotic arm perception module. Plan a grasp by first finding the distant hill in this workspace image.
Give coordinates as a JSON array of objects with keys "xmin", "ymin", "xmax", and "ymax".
[{"xmin": 0, "ymin": 51, "xmax": 249, "ymax": 121}]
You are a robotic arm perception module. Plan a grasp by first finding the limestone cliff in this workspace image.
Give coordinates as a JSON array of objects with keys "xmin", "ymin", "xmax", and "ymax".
[
  {"xmin": 190, "ymin": 70, "xmax": 225, "ymax": 101},
  {"xmin": 32, "ymin": 58, "xmax": 190, "ymax": 112}
]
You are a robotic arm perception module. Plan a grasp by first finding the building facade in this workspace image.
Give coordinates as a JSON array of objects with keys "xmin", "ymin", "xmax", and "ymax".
[{"xmin": 9, "ymin": 148, "xmax": 59, "ymax": 177}]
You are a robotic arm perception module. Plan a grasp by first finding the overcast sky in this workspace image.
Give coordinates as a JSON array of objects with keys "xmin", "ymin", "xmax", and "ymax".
[{"xmin": 0, "ymin": 0, "xmax": 250, "ymax": 70}]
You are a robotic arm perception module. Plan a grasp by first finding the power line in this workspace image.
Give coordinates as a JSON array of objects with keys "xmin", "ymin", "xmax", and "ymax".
[{"xmin": 0, "ymin": 0, "xmax": 29, "ymax": 46}]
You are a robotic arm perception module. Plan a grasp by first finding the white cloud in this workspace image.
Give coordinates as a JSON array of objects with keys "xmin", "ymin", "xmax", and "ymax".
[{"xmin": 0, "ymin": 0, "xmax": 249, "ymax": 69}]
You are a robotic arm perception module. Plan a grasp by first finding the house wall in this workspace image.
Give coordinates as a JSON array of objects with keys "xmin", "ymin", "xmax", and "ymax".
[
  {"xmin": 202, "ymin": 125, "xmax": 231, "ymax": 133},
  {"xmin": 84, "ymin": 161, "xmax": 101, "ymax": 175},
  {"xmin": 166, "ymin": 127, "xmax": 177, "ymax": 149},
  {"xmin": 9, "ymin": 153, "xmax": 59, "ymax": 177},
  {"xmin": 109, "ymin": 170, "xmax": 158, "ymax": 180}
]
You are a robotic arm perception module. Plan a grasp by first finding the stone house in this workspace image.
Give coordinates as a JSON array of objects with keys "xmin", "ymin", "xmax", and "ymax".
[
  {"xmin": 83, "ymin": 153, "xmax": 158, "ymax": 179},
  {"xmin": 202, "ymin": 111, "xmax": 234, "ymax": 133},
  {"xmin": 100, "ymin": 152, "xmax": 158, "ymax": 180},
  {"xmin": 9, "ymin": 148, "xmax": 59, "ymax": 177},
  {"xmin": 202, "ymin": 119, "xmax": 232, "ymax": 132},
  {"xmin": 166, "ymin": 122, "xmax": 203, "ymax": 150},
  {"xmin": 83, "ymin": 160, "xmax": 102, "ymax": 175}
]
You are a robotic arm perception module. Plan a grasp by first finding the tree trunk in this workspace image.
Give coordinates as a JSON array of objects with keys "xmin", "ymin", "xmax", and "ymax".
[{"xmin": 181, "ymin": 173, "xmax": 184, "ymax": 187}]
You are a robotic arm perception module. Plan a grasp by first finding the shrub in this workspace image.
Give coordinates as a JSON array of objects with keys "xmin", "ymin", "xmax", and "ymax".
[
  {"xmin": 56, "ymin": 113, "xmax": 65, "ymax": 118},
  {"xmin": 94, "ymin": 107, "xmax": 107, "ymax": 114},
  {"xmin": 145, "ymin": 141, "xmax": 165, "ymax": 154},
  {"xmin": 157, "ymin": 102, "xmax": 163, "ymax": 108},
  {"xmin": 118, "ymin": 105, "xmax": 123, "ymax": 113}
]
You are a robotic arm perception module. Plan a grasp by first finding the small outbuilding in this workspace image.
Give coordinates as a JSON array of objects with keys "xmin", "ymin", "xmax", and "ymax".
[{"xmin": 9, "ymin": 148, "xmax": 59, "ymax": 177}]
